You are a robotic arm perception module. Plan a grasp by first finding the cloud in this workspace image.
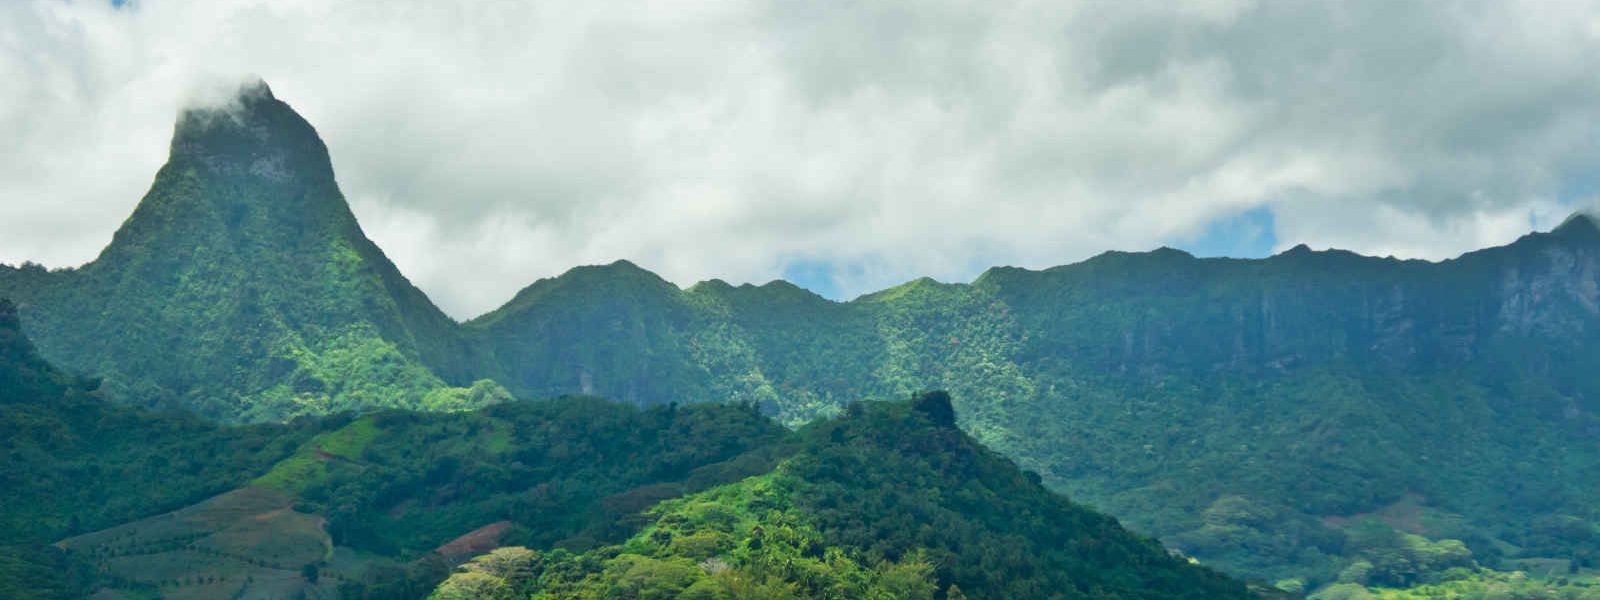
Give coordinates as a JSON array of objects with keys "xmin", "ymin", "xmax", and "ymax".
[{"xmin": 2, "ymin": 0, "xmax": 1599, "ymax": 318}]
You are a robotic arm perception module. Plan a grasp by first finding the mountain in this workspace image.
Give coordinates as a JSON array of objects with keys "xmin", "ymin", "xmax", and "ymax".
[
  {"xmin": 0, "ymin": 297, "xmax": 318, "ymax": 599},
  {"xmin": 0, "ymin": 295, "xmax": 312, "ymax": 545},
  {"xmin": 0, "ymin": 295, "xmax": 796, "ymax": 598},
  {"xmin": 50, "ymin": 397, "xmax": 788, "ymax": 600},
  {"xmin": 5, "ymin": 81, "xmax": 1600, "ymax": 592},
  {"xmin": 430, "ymin": 391, "xmax": 1251, "ymax": 600},
  {"xmin": 464, "ymin": 260, "xmax": 724, "ymax": 407},
  {"xmin": 1, "ymin": 305, "xmax": 1243, "ymax": 599},
  {"xmin": 0, "ymin": 80, "xmax": 478, "ymax": 422},
  {"xmin": 466, "ymin": 214, "xmax": 1600, "ymax": 586}
]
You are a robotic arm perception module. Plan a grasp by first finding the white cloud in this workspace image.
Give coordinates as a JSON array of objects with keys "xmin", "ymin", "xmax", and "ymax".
[{"xmin": 2, "ymin": 0, "xmax": 1599, "ymax": 318}]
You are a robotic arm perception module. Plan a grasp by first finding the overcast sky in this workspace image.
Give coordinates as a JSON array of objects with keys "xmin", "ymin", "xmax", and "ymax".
[{"xmin": 3, "ymin": 0, "xmax": 1599, "ymax": 319}]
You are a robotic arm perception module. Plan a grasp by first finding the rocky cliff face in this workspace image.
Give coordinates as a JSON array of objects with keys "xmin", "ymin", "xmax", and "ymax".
[
  {"xmin": 974, "ymin": 215, "xmax": 1600, "ymax": 382},
  {"xmin": 1493, "ymin": 216, "xmax": 1600, "ymax": 339}
]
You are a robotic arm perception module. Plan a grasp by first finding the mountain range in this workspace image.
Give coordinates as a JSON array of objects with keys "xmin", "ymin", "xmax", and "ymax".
[
  {"xmin": 0, "ymin": 297, "xmax": 1251, "ymax": 599},
  {"xmin": 4, "ymin": 80, "xmax": 1600, "ymax": 597}
]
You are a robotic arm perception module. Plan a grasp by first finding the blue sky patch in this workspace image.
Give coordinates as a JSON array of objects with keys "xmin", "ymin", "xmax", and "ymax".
[{"xmin": 1176, "ymin": 206, "xmax": 1279, "ymax": 259}]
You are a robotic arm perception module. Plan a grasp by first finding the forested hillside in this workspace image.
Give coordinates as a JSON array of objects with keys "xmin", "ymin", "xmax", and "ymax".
[
  {"xmin": 0, "ymin": 296, "xmax": 797, "ymax": 598},
  {"xmin": 0, "ymin": 298, "xmax": 320, "ymax": 598},
  {"xmin": 430, "ymin": 392, "xmax": 1250, "ymax": 600},
  {"xmin": 1, "ymin": 302, "xmax": 1245, "ymax": 598},
  {"xmin": 460, "ymin": 215, "xmax": 1600, "ymax": 585}
]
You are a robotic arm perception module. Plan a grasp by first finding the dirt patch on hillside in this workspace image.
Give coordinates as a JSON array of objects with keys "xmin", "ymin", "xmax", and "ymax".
[{"xmin": 434, "ymin": 520, "xmax": 513, "ymax": 564}]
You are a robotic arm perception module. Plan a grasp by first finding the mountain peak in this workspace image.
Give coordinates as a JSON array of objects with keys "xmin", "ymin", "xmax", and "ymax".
[
  {"xmin": 168, "ymin": 79, "xmax": 332, "ymax": 186},
  {"xmin": 95, "ymin": 79, "xmax": 358, "ymax": 262},
  {"xmin": 20, "ymin": 80, "xmax": 467, "ymax": 422},
  {"xmin": 557, "ymin": 260, "xmax": 671, "ymax": 287},
  {"xmin": 1551, "ymin": 211, "xmax": 1600, "ymax": 239}
]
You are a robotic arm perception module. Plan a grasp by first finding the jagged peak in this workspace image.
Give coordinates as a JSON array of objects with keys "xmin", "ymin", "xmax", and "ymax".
[
  {"xmin": 87, "ymin": 78, "xmax": 366, "ymax": 271},
  {"xmin": 168, "ymin": 78, "xmax": 332, "ymax": 184},
  {"xmin": 1458, "ymin": 211, "xmax": 1600, "ymax": 265},
  {"xmin": 175, "ymin": 78, "xmax": 276, "ymax": 127},
  {"xmin": 1551, "ymin": 211, "xmax": 1600, "ymax": 238},
  {"xmin": 1280, "ymin": 243, "xmax": 1314, "ymax": 256}
]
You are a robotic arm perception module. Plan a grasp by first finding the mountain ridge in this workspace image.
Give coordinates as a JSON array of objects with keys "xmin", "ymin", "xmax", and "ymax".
[{"xmin": 465, "ymin": 211, "xmax": 1599, "ymax": 316}]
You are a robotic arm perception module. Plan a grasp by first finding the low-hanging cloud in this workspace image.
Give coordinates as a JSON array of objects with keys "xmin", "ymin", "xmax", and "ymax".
[{"xmin": 2, "ymin": 0, "xmax": 1599, "ymax": 319}]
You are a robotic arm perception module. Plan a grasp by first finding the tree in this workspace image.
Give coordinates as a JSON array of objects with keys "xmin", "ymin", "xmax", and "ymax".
[
  {"xmin": 912, "ymin": 391, "xmax": 957, "ymax": 428},
  {"xmin": 301, "ymin": 563, "xmax": 320, "ymax": 584}
]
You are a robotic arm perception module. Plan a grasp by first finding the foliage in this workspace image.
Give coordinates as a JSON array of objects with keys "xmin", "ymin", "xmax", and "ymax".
[
  {"xmin": 431, "ymin": 393, "xmax": 1250, "ymax": 600},
  {"xmin": 0, "ymin": 295, "xmax": 792, "ymax": 597},
  {"xmin": 0, "ymin": 82, "xmax": 473, "ymax": 423},
  {"xmin": 455, "ymin": 216, "xmax": 1600, "ymax": 586},
  {"xmin": 286, "ymin": 397, "xmax": 787, "ymax": 564},
  {"xmin": 0, "ymin": 299, "xmax": 318, "ymax": 597},
  {"xmin": 5, "ymin": 315, "xmax": 1243, "ymax": 599},
  {"xmin": 1312, "ymin": 566, "xmax": 1600, "ymax": 600},
  {"xmin": 1304, "ymin": 518, "xmax": 1600, "ymax": 598}
]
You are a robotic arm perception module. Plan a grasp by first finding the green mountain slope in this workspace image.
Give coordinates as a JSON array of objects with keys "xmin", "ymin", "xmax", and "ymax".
[
  {"xmin": 0, "ymin": 298, "xmax": 796, "ymax": 598},
  {"xmin": 0, "ymin": 298, "xmax": 319, "ymax": 599},
  {"xmin": 0, "ymin": 81, "xmax": 477, "ymax": 422},
  {"xmin": 430, "ymin": 392, "xmax": 1250, "ymax": 600},
  {"xmin": 468, "ymin": 215, "xmax": 1600, "ymax": 585},
  {"xmin": 52, "ymin": 399, "xmax": 786, "ymax": 600},
  {"xmin": 3, "ymin": 306, "xmax": 1239, "ymax": 598}
]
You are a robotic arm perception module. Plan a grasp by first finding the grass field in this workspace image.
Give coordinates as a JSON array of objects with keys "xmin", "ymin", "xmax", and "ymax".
[{"xmin": 60, "ymin": 487, "xmax": 344, "ymax": 599}]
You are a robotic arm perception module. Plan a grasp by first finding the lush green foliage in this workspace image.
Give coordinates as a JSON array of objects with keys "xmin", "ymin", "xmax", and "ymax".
[
  {"xmin": 3, "ymin": 304, "xmax": 1246, "ymax": 599},
  {"xmin": 455, "ymin": 220, "xmax": 1600, "ymax": 586},
  {"xmin": 432, "ymin": 475, "xmax": 947, "ymax": 600},
  {"xmin": 1312, "ymin": 565, "xmax": 1600, "ymax": 600},
  {"xmin": 0, "ymin": 299, "xmax": 318, "ymax": 598},
  {"xmin": 272, "ymin": 397, "xmax": 787, "ymax": 563},
  {"xmin": 431, "ymin": 392, "xmax": 1249, "ymax": 600},
  {"xmin": 0, "ymin": 301, "xmax": 801, "ymax": 597},
  {"xmin": 0, "ymin": 82, "xmax": 476, "ymax": 423}
]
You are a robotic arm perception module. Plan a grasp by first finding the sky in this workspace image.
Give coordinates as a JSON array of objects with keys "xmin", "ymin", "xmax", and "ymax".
[{"xmin": 2, "ymin": 1, "xmax": 1599, "ymax": 318}]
